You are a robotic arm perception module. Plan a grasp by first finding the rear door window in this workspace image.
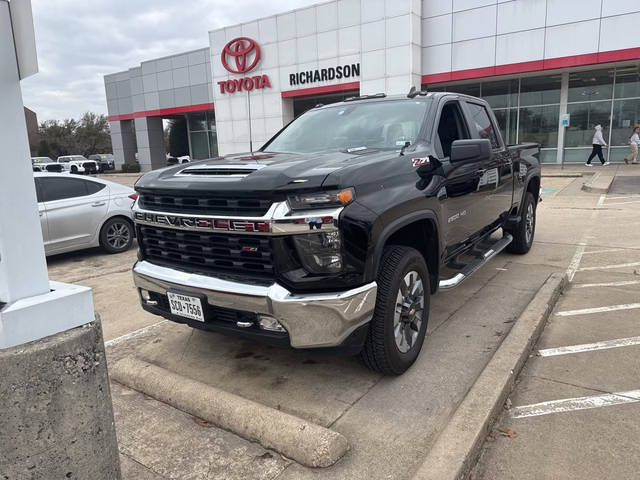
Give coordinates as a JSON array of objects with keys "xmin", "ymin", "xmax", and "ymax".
[
  {"xmin": 465, "ymin": 102, "xmax": 500, "ymax": 149},
  {"xmin": 40, "ymin": 177, "xmax": 90, "ymax": 201},
  {"xmin": 85, "ymin": 180, "xmax": 107, "ymax": 195}
]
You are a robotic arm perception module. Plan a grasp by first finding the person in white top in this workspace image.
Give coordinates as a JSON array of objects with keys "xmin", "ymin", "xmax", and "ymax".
[
  {"xmin": 624, "ymin": 125, "xmax": 640, "ymax": 164},
  {"xmin": 585, "ymin": 125, "xmax": 609, "ymax": 166}
]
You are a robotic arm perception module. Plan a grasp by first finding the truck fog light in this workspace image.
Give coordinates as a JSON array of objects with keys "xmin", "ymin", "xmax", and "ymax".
[
  {"xmin": 293, "ymin": 231, "xmax": 343, "ymax": 273},
  {"xmin": 258, "ymin": 315, "xmax": 286, "ymax": 333},
  {"xmin": 140, "ymin": 289, "xmax": 157, "ymax": 305}
]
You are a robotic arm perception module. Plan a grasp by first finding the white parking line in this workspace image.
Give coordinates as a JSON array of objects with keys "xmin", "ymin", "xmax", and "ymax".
[
  {"xmin": 581, "ymin": 248, "xmax": 625, "ymax": 255},
  {"xmin": 605, "ymin": 195, "xmax": 640, "ymax": 201},
  {"xmin": 538, "ymin": 336, "xmax": 640, "ymax": 357},
  {"xmin": 556, "ymin": 303, "xmax": 640, "ymax": 317},
  {"xmin": 104, "ymin": 320, "xmax": 168, "ymax": 347},
  {"xmin": 575, "ymin": 279, "xmax": 640, "ymax": 288},
  {"xmin": 578, "ymin": 261, "xmax": 640, "ymax": 271},
  {"xmin": 606, "ymin": 200, "xmax": 640, "ymax": 206},
  {"xmin": 511, "ymin": 390, "xmax": 640, "ymax": 418},
  {"xmin": 565, "ymin": 195, "xmax": 606, "ymax": 282}
]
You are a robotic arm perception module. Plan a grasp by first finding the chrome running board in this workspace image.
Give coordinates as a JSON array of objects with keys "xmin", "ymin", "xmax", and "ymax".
[{"xmin": 438, "ymin": 234, "xmax": 513, "ymax": 290}]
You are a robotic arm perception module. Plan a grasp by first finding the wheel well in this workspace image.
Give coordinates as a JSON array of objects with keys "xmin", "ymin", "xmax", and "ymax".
[
  {"xmin": 527, "ymin": 176, "xmax": 540, "ymax": 202},
  {"xmin": 385, "ymin": 220, "xmax": 439, "ymax": 293}
]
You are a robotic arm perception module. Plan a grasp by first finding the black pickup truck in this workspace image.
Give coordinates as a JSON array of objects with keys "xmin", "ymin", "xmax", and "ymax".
[{"xmin": 132, "ymin": 91, "xmax": 540, "ymax": 375}]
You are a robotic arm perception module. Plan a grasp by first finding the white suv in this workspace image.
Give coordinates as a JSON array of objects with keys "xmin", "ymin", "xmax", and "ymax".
[{"xmin": 56, "ymin": 155, "xmax": 98, "ymax": 175}]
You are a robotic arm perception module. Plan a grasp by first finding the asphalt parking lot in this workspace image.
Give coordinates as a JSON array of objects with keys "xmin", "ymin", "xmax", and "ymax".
[{"xmin": 45, "ymin": 168, "xmax": 636, "ymax": 479}]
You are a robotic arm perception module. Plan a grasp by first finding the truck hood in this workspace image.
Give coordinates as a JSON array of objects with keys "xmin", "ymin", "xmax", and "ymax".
[{"xmin": 135, "ymin": 150, "xmax": 390, "ymax": 194}]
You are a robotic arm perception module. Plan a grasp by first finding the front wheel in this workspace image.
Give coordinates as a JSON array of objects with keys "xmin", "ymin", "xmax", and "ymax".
[
  {"xmin": 100, "ymin": 217, "xmax": 134, "ymax": 254},
  {"xmin": 506, "ymin": 191, "xmax": 536, "ymax": 254},
  {"xmin": 361, "ymin": 246, "xmax": 430, "ymax": 375}
]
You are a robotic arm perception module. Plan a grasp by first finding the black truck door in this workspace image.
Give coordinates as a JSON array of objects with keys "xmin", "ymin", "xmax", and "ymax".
[
  {"xmin": 433, "ymin": 99, "xmax": 486, "ymax": 252},
  {"xmin": 462, "ymin": 100, "xmax": 513, "ymax": 230}
]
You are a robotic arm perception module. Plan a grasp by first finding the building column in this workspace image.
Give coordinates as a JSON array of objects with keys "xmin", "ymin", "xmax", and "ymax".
[
  {"xmin": 556, "ymin": 72, "xmax": 569, "ymax": 164},
  {"xmin": 359, "ymin": 0, "xmax": 422, "ymax": 96},
  {"xmin": 135, "ymin": 116, "xmax": 165, "ymax": 172},
  {"xmin": 109, "ymin": 119, "xmax": 136, "ymax": 169}
]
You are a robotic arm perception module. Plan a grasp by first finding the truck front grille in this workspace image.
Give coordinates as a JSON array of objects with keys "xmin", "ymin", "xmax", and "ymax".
[
  {"xmin": 83, "ymin": 162, "xmax": 97, "ymax": 173},
  {"xmin": 138, "ymin": 225, "xmax": 274, "ymax": 277},
  {"xmin": 138, "ymin": 192, "xmax": 271, "ymax": 216}
]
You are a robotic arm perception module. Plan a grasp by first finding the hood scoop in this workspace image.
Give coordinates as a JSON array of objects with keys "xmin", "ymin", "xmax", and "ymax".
[{"xmin": 177, "ymin": 163, "xmax": 265, "ymax": 177}]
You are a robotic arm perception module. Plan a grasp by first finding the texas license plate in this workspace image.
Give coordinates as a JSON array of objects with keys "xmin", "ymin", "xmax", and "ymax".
[{"xmin": 167, "ymin": 292, "xmax": 204, "ymax": 322}]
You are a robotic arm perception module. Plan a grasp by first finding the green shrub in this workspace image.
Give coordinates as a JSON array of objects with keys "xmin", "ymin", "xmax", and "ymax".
[{"xmin": 121, "ymin": 163, "xmax": 141, "ymax": 173}]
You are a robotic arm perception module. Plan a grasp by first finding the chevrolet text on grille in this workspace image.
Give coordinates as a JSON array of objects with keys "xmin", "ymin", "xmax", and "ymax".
[{"xmin": 133, "ymin": 208, "xmax": 339, "ymax": 235}]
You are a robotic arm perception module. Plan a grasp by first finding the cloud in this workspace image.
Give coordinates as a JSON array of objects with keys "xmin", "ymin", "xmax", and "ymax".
[{"xmin": 20, "ymin": 0, "xmax": 317, "ymax": 122}]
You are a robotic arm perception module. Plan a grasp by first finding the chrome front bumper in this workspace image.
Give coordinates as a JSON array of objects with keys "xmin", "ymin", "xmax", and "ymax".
[{"xmin": 132, "ymin": 260, "xmax": 377, "ymax": 348}]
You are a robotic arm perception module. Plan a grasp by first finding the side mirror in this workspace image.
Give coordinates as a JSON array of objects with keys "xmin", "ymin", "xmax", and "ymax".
[{"xmin": 450, "ymin": 139, "xmax": 492, "ymax": 164}]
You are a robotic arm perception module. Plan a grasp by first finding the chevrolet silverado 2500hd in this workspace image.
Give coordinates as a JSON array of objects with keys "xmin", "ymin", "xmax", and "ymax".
[{"xmin": 131, "ymin": 91, "xmax": 541, "ymax": 375}]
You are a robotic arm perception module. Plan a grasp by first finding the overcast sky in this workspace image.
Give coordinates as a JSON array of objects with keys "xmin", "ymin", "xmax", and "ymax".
[{"xmin": 21, "ymin": 0, "xmax": 318, "ymax": 122}]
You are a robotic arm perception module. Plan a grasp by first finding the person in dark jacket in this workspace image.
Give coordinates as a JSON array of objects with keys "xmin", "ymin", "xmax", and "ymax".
[{"xmin": 585, "ymin": 125, "xmax": 609, "ymax": 166}]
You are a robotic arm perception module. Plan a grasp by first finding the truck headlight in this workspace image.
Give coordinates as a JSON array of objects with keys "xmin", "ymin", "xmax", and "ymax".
[
  {"xmin": 287, "ymin": 188, "xmax": 354, "ymax": 211},
  {"xmin": 293, "ymin": 231, "xmax": 343, "ymax": 273}
]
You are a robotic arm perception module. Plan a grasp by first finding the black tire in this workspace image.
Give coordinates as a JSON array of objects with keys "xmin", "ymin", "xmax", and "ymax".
[
  {"xmin": 100, "ymin": 217, "xmax": 134, "ymax": 254},
  {"xmin": 361, "ymin": 246, "xmax": 430, "ymax": 375},
  {"xmin": 505, "ymin": 191, "xmax": 536, "ymax": 254},
  {"xmin": 70, "ymin": 165, "xmax": 78, "ymax": 174}
]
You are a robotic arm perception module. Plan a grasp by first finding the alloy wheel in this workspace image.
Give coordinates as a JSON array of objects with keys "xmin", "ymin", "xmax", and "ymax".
[
  {"xmin": 106, "ymin": 222, "xmax": 130, "ymax": 250},
  {"xmin": 393, "ymin": 271, "xmax": 425, "ymax": 353},
  {"xmin": 525, "ymin": 202, "xmax": 534, "ymax": 245}
]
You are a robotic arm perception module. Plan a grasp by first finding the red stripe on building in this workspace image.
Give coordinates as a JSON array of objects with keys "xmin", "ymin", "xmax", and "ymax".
[
  {"xmin": 422, "ymin": 47, "xmax": 640, "ymax": 85},
  {"xmin": 280, "ymin": 81, "xmax": 360, "ymax": 98},
  {"xmin": 108, "ymin": 102, "xmax": 214, "ymax": 122}
]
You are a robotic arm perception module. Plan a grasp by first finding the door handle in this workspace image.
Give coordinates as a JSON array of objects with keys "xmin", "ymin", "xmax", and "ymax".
[
  {"xmin": 39, "ymin": 212, "xmax": 43, "ymax": 217},
  {"xmin": 91, "ymin": 201, "xmax": 106, "ymax": 207}
]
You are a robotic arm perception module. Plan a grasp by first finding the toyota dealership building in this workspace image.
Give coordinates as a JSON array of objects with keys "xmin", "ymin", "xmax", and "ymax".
[{"xmin": 104, "ymin": 0, "xmax": 640, "ymax": 170}]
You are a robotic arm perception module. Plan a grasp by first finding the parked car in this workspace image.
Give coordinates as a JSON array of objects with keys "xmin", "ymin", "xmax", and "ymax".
[
  {"xmin": 166, "ymin": 155, "xmax": 191, "ymax": 166},
  {"xmin": 34, "ymin": 173, "xmax": 137, "ymax": 255},
  {"xmin": 56, "ymin": 155, "xmax": 99, "ymax": 175},
  {"xmin": 32, "ymin": 157, "xmax": 66, "ymax": 173},
  {"xmin": 88, "ymin": 153, "xmax": 116, "ymax": 172},
  {"xmin": 131, "ymin": 91, "xmax": 541, "ymax": 375}
]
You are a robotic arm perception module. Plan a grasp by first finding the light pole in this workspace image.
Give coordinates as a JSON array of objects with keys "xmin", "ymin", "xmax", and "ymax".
[{"xmin": 0, "ymin": 1, "xmax": 121, "ymax": 478}]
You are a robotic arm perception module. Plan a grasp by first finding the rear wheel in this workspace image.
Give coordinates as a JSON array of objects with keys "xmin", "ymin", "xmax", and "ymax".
[
  {"xmin": 100, "ymin": 217, "xmax": 134, "ymax": 254},
  {"xmin": 70, "ymin": 165, "xmax": 78, "ymax": 174},
  {"xmin": 505, "ymin": 191, "xmax": 536, "ymax": 254},
  {"xmin": 361, "ymin": 246, "xmax": 430, "ymax": 375}
]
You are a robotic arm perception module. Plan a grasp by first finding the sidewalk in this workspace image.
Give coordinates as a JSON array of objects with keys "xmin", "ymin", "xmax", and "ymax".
[{"xmin": 473, "ymin": 182, "xmax": 640, "ymax": 479}]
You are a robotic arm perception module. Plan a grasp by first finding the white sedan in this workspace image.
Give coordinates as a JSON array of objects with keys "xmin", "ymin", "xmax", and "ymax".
[{"xmin": 34, "ymin": 173, "xmax": 137, "ymax": 255}]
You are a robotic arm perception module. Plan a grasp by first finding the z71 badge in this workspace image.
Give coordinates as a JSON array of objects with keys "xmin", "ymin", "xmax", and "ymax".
[{"xmin": 412, "ymin": 157, "xmax": 430, "ymax": 167}]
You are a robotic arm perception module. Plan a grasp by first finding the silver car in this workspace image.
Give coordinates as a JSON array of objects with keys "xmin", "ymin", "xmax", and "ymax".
[{"xmin": 34, "ymin": 173, "xmax": 136, "ymax": 255}]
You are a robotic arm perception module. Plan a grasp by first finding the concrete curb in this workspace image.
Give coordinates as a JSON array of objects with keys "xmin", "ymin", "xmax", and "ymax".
[
  {"xmin": 541, "ymin": 173, "xmax": 582, "ymax": 178},
  {"xmin": 110, "ymin": 357, "xmax": 349, "ymax": 468},
  {"xmin": 581, "ymin": 171, "xmax": 613, "ymax": 193},
  {"xmin": 411, "ymin": 272, "xmax": 567, "ymax": 480}
]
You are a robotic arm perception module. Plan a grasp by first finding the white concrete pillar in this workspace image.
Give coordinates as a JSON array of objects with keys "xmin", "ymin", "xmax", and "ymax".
[
  {"xmin": 556, "ymin": 72, "xmax": 569, "ymax": 165},
  {"xmin": 359, "ymin": 0, "xmax": 422, "ymax": 96},
  {"xmin": 0, "ymin": 1, "xmax": 49, "ymax": 304},
  {"xmin": 109, "ymin": 119, "xmax": 136, "ymax": 169},
  {"xmin": 135, "ymin": 116, "xmax": 165, "ymax": 171}
]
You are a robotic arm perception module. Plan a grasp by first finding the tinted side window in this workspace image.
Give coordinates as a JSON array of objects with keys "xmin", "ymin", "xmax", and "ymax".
[
  {"xmin": 85, "ymin": 181, "xmax": 106, "ymax": 195},
  {"xmin": 466, "ymin": 102, "xmax": 500, "ymax": 148},
  {"xmin": 437, "ymin": 102, "xmax": 470, "ymax": 158},
  {"xmin": 40, "ymin": 177, "xmax": 89, "ymax": 201}
]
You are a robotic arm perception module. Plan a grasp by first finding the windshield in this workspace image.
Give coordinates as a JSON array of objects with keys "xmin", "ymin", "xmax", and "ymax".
[{"xmin": 264, "ymin": 99, "xmax": 430, "ymax": 154}]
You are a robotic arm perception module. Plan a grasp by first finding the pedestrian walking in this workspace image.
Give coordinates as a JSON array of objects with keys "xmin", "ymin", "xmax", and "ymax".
[
  {"xmin": 585, "ymin": 124, "xmax": 609, "ymax": 166},
  {"xmin": 624, "ymin": 125, "xmax": 640, "ymax": 164}
]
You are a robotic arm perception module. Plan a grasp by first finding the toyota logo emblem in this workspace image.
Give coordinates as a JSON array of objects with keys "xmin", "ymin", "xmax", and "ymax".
[{"xmin": 221, "ymin": 37, "xmax": 261, "ymax": 74}]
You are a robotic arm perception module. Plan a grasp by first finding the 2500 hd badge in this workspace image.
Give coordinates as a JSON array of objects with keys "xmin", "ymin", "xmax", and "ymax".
[{"xmin": 131, "ymin": 90, "xmax": 541, "ymax": 375}]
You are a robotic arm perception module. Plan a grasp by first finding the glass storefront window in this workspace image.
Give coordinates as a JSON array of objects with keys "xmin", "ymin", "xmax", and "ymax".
[
  {"xmin": 493, "ymin": 109, "xmax": 517, "ymax": 145},
  {"xmin": 564, "ymin": 101, "xmax": 611, "ymax": 147},
  {"xmin": 611, "ymin": 98, "xmax": 640, "ymax": 146},
  {"xmin": 188, "ymin": 112, "xmax": 208, "ymax": 131},
  {"xmin": 206, "ymin": 111, "xmax": 216, "ymax": 131},
  {"xmin": 518, "ymin": 105, "xmax": 559, "ymax": 147},
  {"xmin": 614, "ymin": 65, "xmax": 640, "ymax": 98},
  {"xmin": 481, "ymin": 79, "xmax": 518, "ymax": 109},
  {"xmin": 568, "ymin": 69, "xmax": 614, "ymax": 103},
  {"xmin": 190, "ymin": 131, "xmax": 210, "ymax": 160},
  {"xmin": 445, "ymin": 83, "xmax": 480, "ymax": 97},
  {"xmin": 520, "ymin": 75, "xmax": 561, "ymax": 106}
]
